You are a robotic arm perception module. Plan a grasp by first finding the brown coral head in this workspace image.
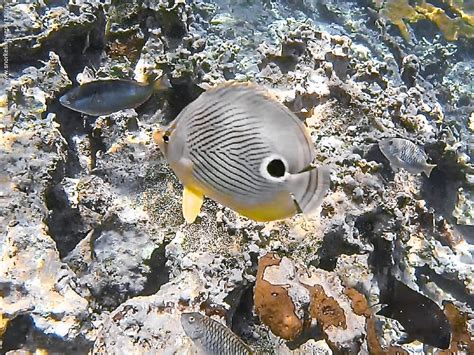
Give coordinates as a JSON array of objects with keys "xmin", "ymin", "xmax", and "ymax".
[
  {"xmin": 254, "ymin": 253, "xmax": 303, "ymax": 341},
  {"xmin": 309, "ymin": 285, "xmax": 347, "ymax": 330},
  {"xmin": 344, "ymin": 287, "xmax": 371, "ymax": 317}
]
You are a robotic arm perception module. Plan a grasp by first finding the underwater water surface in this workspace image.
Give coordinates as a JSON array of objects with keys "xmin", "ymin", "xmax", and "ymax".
[{"xmin": 1, "ymin": 0, "xmax": 473, "ymax": 354}]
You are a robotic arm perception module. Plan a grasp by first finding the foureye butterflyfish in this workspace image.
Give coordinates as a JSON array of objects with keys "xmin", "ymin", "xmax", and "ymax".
[{"xmin": 154, "ymin": 82, "xmax": 330, "ymax": 223}]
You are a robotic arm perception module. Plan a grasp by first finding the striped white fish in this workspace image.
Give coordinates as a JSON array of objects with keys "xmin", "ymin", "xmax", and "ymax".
[
  {"xmin": 379, "ymin": 138, "xmax": 436, "ymax": 177},
  {"xmin": 154, "ymin": 82, "xmax": 330, "ymax": 223},
  {"xmin": 181, "ymin": 312, "xmax": 253, "ymax": 355}
]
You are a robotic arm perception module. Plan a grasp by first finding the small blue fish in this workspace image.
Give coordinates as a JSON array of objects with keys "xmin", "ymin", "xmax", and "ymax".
[{"xmin": 59, "ymin": 75, "xmax": 170, "ymax": 116}]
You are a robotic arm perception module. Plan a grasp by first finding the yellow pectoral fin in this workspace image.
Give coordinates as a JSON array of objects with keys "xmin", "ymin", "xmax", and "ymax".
[{"xmin": 183, "ymin": 186, "xmax": 204, "ymax": 223}]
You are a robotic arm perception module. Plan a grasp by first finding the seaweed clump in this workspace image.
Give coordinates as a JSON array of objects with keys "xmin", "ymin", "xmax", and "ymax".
[{"xmin": 377, "ymin": 0, "xmax": 474, "ymax": 41}]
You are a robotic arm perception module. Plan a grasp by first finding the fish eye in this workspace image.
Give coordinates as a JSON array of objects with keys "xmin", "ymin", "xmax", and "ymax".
[
  {"xmin": 163, "ymin": 135, "xmax": 169, "ymax": 143},
  {"xmin": 188, "ymin": 316, "xmax": 195, "ymax": 323},
  {"xmin": 267, "ymin": 159, "xmax": 286, "ymax": 178},
  {"xmin": 388, "ymin": 140, "xmax": 393, "ymax": 145}
]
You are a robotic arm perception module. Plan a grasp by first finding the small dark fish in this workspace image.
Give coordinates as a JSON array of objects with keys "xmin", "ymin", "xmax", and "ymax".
[
  {"xmin": 377, "ymin": 279, "xmax": 451, "ymax": 349},
  {"xmin": 59, "ymin": 75, "xmax": 170, "ymax": 116},
  {"xmin": 379, "ymin": 138, "xmax": 436, "ymax": 177},
  {"xmin": 181, "ymin": 312, "xmax": 253, "ymax": 355}
]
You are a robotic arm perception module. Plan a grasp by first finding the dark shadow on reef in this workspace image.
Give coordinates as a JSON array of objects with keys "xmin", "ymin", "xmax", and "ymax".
[
  {"xmin": 140, "ymin": 240, "xmax": 171, "ymax": 297},
  {"xmin": 1, "ymin": 315, "xmax": 92, "ymax": 355},
  {"xmin": 44, "ymin": 183, "xmax": 87, "ymax": 259},
  {"xmin": 313, "ymin": 224, "xmax": 363, "ymax": 271}
]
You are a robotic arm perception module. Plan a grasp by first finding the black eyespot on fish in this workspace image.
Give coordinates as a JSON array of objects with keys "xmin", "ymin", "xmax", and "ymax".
[
  {"xmin": 163, "ymin": 135, "xmax": 170, "ymax": 143},
  {"xmin": 267, "ymin": 159, "xmax": 286, "ymax": 177}
]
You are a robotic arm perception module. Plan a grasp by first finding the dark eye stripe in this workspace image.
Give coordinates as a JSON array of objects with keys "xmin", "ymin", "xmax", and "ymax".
[{"xmin": 169, "ymin": 83, "xmax": 319, "ymax": 217}]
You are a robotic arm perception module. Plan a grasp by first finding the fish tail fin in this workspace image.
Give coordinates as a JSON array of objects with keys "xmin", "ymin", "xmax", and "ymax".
[
  {"xmin": 153, "ymin": 74, "xmax": 171, "ymax": 92},
  {"xmin": 424, "ymin": 163, "xmax": 436, "ymax": 177},
  {"xmin": 287, "ymin": 165, "xmax": 331, "ymax": 216}
]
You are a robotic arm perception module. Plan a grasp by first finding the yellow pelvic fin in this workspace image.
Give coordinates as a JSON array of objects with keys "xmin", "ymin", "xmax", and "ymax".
[{"xmin": 183, "ymin": 186, "xmax": 204, "ymax": 223}]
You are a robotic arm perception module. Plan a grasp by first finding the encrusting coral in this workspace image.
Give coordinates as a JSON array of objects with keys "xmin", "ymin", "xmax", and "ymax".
[
  {"xmin": 254, "ymin": 253, "xmax": 303, "ymax": 341},
  {"xmin": 308, "ymin": 285, "xmax": 347, "ymax": 330},
  {"xmin": 377, "ymin": 0, "xmax": 474, "ymax": 41},
  {"xmin": 255, "ymin": 253, "xmax": 367, "ymax": 352},
  {"xmin": 2, "ymin": 0, "xmax": 473, "ymax": 352},
  {"xmin": 440, "ymin": 302, "xmax": 474, "ymax": 354}
]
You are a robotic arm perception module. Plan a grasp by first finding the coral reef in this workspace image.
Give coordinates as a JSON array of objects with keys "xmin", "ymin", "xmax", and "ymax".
[
  {"xmin": 376, "ymin": 0, "xmax": 474, "ymax": 41},
  {"xmin": 441, "ymin": 302, "xmax": 474, "ymax": 354},
  {"xmin": 300, "ymin": 269, "xmax": 366, "ymax": 352},
  {"xmin": 1, "ymin": 0, "xmax": 473, "ymax": 353}
]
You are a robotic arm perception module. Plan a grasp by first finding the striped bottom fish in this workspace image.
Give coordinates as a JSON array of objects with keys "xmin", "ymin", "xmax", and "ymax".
[{"xmin": 181, "ymin": 312, "xmax": 254, "ymax": 355}]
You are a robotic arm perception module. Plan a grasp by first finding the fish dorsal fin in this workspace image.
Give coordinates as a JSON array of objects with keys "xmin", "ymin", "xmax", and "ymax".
[
  {"xmin": 182, "ymin": 186, "xmax": 204, "ymax": 223},
  {"xmin": 205, "ymin": 81, "xmax": 282, "ymax": 105}
]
